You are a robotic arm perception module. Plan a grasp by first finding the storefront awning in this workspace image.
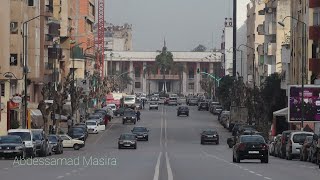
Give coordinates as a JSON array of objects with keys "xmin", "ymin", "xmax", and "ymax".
[
  {"xmin": 29, "ymin": 109, "xmax": 43, "ymax": 128},
  {"xmin": 273, "ymin": 107, "xmax": 288, "ymax": 117}
]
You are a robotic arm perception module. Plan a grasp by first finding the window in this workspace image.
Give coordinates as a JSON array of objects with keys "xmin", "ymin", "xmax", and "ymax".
[
  {"xmin": 313, "ymin": 12, "xmax": 320, "ymax": 25},
  {"xmin": 135, "ymin": 67, "xmax": 141, "ymax": 77},
  {"xmin": 1, "ymin": 83, "xmax": 5, "ymax": 96},
  {"xmin": 10, "ymin": 22, "xmax": 18, "ymax": 34},
  {"xmin": 10, "ymin": 54, "xmax": 18, "ymax": 66},
  {"xmin": 28, "ymin": 0, "xmax": 34, "ymax": 6},
  {"xmin": 188, "ymin": 83, "xmax": 194, "ymax": 90},
  {"xmin": 135, "ymin": 82, "xmax": 141, "ymax": 89},
  {"xmin": 188, "ymin": 68, "xmax": 194, "ymax": 79}
]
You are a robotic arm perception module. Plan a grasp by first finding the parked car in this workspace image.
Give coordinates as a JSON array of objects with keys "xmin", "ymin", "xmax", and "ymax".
[
  {"xmin": 212, "ymin": 105, "xmax": 223, "ymax": 115},
  {"xmin": 131, "ymin": 127, "xmax": 149, "ymax": 141},
  {"xmin": 74, "ymin": 123, "xmax": 89, "ymax": 139},
  {"xmin": 168, "ymin": 97, "xmax": 178, "ymax": 106},
  {"xmin": 231, "ymin": 123, "xmax": 244, "ymax": 136},
  {"xmin": 177, "ymin": 106, "xmax": 189, "ymax": 116},
  {"xmin": 285, "ymin": 131, "xmax": 314, "ymax": 160},
  {"xmin": 48, "ymin": 135, "xmax": 63, "ymax": 154},
  {"xmin": 67, "ymin": 127, "xmax": 87, "ymax": 141},
  {"xmin": 88, "ymin": 114, "xmax": 103, "ymax": 122},
  {"xmin": 85, "ymin": 120, "xmax": 105, "ymax": 134},
  {"xmin": 209, "ymin": 101, "xmax": 220, "ymax": 113},
  {"xmin": 8, "ymin": 129, "xmax": 36, "ymax": 157},
  {"xmin": 159, "ymin": 97, "xmax": 166, "ymax": 104},
  {"xmin": 188, "ymin": 98, "xmax": 198, "ymax": 106},
  {"xmin": 149, "ymin": 101, "xmax": 159, "ymax": 110},
  {"xmin": 198, "ymin": 102, "xmax": 209, "ymax": 111},
  {"xmin": 123, "ymin": 109, "xmax": 137, "ymax": 124},
  {"xmin": 274, "ymin": 134, "xmax": 282, "ymax": 157},
  {"xmin": 308, "ymin": 134, "xmax": 319, "ymax": 163},
  {"xmin": 279, "ymin": 130, "xmax": 296, "ymax": 159},
  {"xmin": 0, "ymin": 135, "xmax": 26, "ymax": 159},
  {"xmin": 118, "ymin": 133, "xmax": 137, "ymax": 149},
  {"xmin": 31, "ymin": 129, "xmax": 49, "ymax": 157},
  {"xmin": 59, "ymin": 134, "xmax": 85, "ymax": 150},
  {"xmin": 200, "ymin": 130, "xmax": 219, "ymax": 145},
  {"xmin": 300, "ymin": 136, "xmax": 313, "ymax": 161},
  {"xmin": 232, "ymin": 135, "xmax": 269, "ymax": 163},
  {"xmin": 106, "ymin": 104, "xmax": 117, "ymax": 112}
]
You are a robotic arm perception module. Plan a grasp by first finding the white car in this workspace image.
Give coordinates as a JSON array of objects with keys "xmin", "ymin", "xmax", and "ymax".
[
  {"xmin": 59, "ymin": 134, "xmax": 85, "ymax": 150},
  {"xmin": 85, "ymin": 120, "xmax": 106, "ymax": 134},
  {"xmin": 8, "ymin": 129, "xmax": 36, "ymax": 157},
  {"xmin": 106, "ymin": 104, "xmax": 117, "ymax": 112}
]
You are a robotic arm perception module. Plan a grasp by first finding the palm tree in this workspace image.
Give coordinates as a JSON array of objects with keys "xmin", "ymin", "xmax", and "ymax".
[
  {"xmin": 172, "ymin": 62, "xmax": 186, "ymax": 95},
  {"xmin": 143, "ymin": 63, "xmax": 157, "ymax": 95},
  {"xmin": 155, "ymin": 46, "xmax": 174, "ymax": 93}
]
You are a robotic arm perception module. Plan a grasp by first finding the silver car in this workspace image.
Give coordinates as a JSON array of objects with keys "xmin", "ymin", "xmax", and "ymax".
[
  {"xmin": 149, "ymin": 101, "xmax": 159, "ymax": 110},
  {"xmin": 286, "ymin": 131, "xmax": 314, "ymax": 160}
]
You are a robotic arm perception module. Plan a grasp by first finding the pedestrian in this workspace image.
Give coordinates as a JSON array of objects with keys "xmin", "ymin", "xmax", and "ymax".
[
  {"xmin": 67, "ymin": 116, "xmax": 72, "ymax": 131},
  {"xmin": 136, "ymin": 109, "xmax": 141, "ymax": 121},
  {"xmin": 142, "ymin": 99, "xmax": 145, "ymax": 109}
]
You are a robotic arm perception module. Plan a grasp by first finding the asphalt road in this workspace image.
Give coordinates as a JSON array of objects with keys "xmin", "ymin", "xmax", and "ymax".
[{"xmin": 0, "ymin": 104, "xmax": 319, "ymax": 180}]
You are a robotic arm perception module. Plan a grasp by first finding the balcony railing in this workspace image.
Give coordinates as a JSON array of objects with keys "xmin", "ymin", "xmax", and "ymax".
[
  {"xmin": 309, "ymin": 26, "xmax": 320, "ymax": 40},
  {"xmin": 147, "ymin": 74, "xmax": 180, "ymax": 80},
  {"xmin": 309, "ymin": 58, "xmax": 320, "ymax": 73},
  {"xmin": 257, "ymin": 44, "xmax": 264, "ymax": 55},
  {"xmin": 265, "ymin": 22, "xmax": 276, "ymax": 35},
  {"xmin": 310, "ymin": 0, "xmax": 320, "ymax": 8},
  {"xmin": 257, "ymin": 24, "xmax": 264, "ymax": 35},
  {"xmin": 266, "ymin": 43, "xmax": 276, "ymax": 56}
]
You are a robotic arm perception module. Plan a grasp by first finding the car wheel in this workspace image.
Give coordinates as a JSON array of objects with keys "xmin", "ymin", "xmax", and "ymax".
[
  {"xmin": 73, "ymin": 144, "xmax": 81, "ymax": 150},
  {"xmin": 216, "ymin": 141, "xmax": 219, "ymax": 145},
  {"xmin": 187, "ymin": 113, "xmax": 189, "ymax": 116},
  {"xmin": 134, "ymin": 144, "xmax": 137, "ymax": 149},
  {"xmin": 261, "ymin": 156, "xmax": 269, "ymax": 163},
  {"xmin": 122, "ymin": 121, "xmax": 125, "ymax": 124},
  {"xmin": 300, "ymin": 152, "xmax": 303, "ymax": 161},
  {"xmin": 19, "ymin": 151, "xmax": 26, "ymax": 159},
  {"xmin": 287, "ymin": 152, "xmax": 292, "ymax": 160},
  {"xmin": 146, "ymin": 137, "xmax": 149, "ymax": 141},
  {"xmin": 118, "ymin": 144, "xmax": 122, "ymax": 149},
  {"xmin": 201, "ymin": 140, "xmax": 204, "ymax": 145}
]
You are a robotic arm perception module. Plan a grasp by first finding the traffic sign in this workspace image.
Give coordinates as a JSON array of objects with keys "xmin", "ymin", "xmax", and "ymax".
[{"xmin": 12, "ymin": 96, "xmax": 22, "ymax": 104}]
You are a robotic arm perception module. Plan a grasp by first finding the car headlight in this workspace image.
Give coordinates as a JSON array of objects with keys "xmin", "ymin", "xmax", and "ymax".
[
  {"xmin": 132, "ymin": 117, "xmax": 135, "ymax": 119},
  {"xmin": 0, "ymin": 147, "xmax": 2, "ymax": 150},
  {"xmin": 131, "ymin": 141, "xmax": 136, "ymax": 144},
  {"xmin": 143, "ymin": 133, "xmax": 148, "ymax": 136},
  {"xmin": 15, "ymin": 146, "xmax": 23, "ymax": 150},
  {"xmin": 119, "ymin": 141, "xmax": 124, "ymax": 144},
  {"xmin": 123, "ymin": 117, "xmax": 127, "ymax": 119}
]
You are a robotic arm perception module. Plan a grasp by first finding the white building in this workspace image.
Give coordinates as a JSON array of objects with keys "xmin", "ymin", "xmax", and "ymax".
[
  {"xmin": 104, "ymin": 50, "xmax": 222, "ymax": 95},
  {"xmin": 221, "ymin": 18, "xmax": 233, "ymax": 76}
]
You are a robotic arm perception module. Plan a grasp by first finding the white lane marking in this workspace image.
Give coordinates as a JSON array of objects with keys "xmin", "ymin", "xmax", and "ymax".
[
  {"xmin": 56, "ymin": 176, "xmax": 64, "ymax": 179},
  {"xmin": 256, "ymin": 174, "xmax": 263, "ymax": 177},
  {"xmin": 71, "ymin": 170, "xmax": 77, "ymax": 173},
  {"xmin": 244, "ymin": 168, "xmax": 249, "ymax": 171},
  {"xmin": 3, "ymin": 168, "xmax": 9, "ymax": 170},
  {"xmin": 249, "ymin": 171, "xmax": 255, "ymax": 174},
  {"xmin": 165, "ymin": 152, "xmax": 173, "ymax": 180},
  {"xmin": 264, "ymin": 177, "xmax": 272, "ymax": 180},
  {"xmin": 153, "ymin": 152, "xmax": 162, "ymax": 180},
  {"xmin": 65, "ymin": 173, "xmax": 71, "ymax": 176},
  {"xmin": 94, "ymin": 121, "xmax": 116, "ymax": 145},
  {"xmin": 164, "ymin": 109, "xmax": 167, "ymax": 148},
  {"xmin": 160, "ymin": 107, "xmax": 163, "ymax": 147},
  {"xmin": 78, "ymin": 167, "xmax": 84, "ymax": 171}
]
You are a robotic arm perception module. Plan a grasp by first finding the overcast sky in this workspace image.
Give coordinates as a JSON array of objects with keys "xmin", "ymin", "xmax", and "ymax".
[{"xmin": 105, "ymin": 0, "xmax": 233, "ymax": 51}]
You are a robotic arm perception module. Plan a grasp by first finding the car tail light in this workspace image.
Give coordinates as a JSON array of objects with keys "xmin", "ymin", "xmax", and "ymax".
[
  {"xmin": 289, "ymin": 139, "xmax": 292, "ymax": 146},
  {"xmin": 239, "ymin": 143, "xmax": 246, "ymax": 151},
  {"xmin": 281, "ymin": 136, "xmax": 285, "ymax": 144},
  {"xmin": 261, "ymin": 144, "xmax": 268, "ymax": 150}
]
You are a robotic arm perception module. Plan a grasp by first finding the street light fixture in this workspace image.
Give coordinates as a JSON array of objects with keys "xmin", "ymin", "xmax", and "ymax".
[{"xmin": 278, "ymin": 16, "xmax": 307, "ymax": 130}]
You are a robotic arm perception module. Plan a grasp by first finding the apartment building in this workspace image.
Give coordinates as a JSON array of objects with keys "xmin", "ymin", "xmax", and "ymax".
[
  {"xmin": 0, "ymin": 0, "xmax": 10, "ymax": 135},
  {"xmin": 247, "ymin": 0, "xmax": 265, "ymax": 87},
  {"xmin": 263, "ymin": 0, "xmax": 291, "ymax": 76},
  {"xmin": 105, "ymin": 23, "xmax": 133, "ymax": 51}
]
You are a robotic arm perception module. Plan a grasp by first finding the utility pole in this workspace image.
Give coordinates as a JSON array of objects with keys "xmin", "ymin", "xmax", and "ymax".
[{"xmin": 232, "ymin": 0, "xmax": 237, "ymax": 77}]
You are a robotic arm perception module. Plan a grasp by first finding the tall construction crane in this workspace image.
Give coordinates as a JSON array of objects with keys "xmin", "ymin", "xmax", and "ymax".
[{"xmin": 96, "ymin": 0, "xmax": 105, "ymax": 79}]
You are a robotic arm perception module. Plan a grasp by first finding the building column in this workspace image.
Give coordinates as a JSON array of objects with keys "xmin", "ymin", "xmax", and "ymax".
[
  {"xmin": 195, "ymin": 62, "xmax": 200, "ymax": 94},
  {"xmin": 129, "ymin": 61, "xmax": 134, "ymax": 93},
  {"xmin": 182, "ymin": 62, "xmax": 187, "ymax": 95},
  {"xmin": 116, "ymin": 62, "xmax": 120, "ymax": 72},
  {"xmin": 209, "ymin": 63, "xmax": 214, "ymax": 74},
  {"xmin": 142, "ymin": 62, "xmax": 147, "ymax": 93}
]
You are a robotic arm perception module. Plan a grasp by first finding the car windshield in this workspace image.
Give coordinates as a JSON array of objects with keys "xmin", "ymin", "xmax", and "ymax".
[
  {"xmin": 0, "ymin": 136, "xmax": 22, "ymax": 144},
  {"xmin": 72, "ymin": 128, "xmax": 84, "ymax": 134},
  {"xmin": 203, "ymin": 131, "xmax": 217, "ymax": 135},
  {"xmin": 8, "ymin": 132, "xmax": 31, "ymax": 141},
  {"xmin": 241, "ymin": 136, "xmax": 265, "ymax": 143},
  {"xmin": 108, "ymin": 105, "xmax": 116, "ymax": 109},
  {"xmin": 86, "ymin": 121, "xmax": 97, "ymax": 126},
  {"xmin": 125, "ymin": 97, "xmax": 135, "ymax": 101},
  {"xmin": 48, "ymin": 136, "xmax": 57, "ymax": 142},
  {"xmin": 120, "ymin": 134, "xmax": 136, "ymax": 140},
  {"xmin": 124, "ymin": 111, "xmax": 135, "ymax": 116},
  {"xmin": 89, "ymin": 115, "xmax": 100, "ymax": 119},
  {"xmin": 133, "ymin": 127, "xmax": 147, "ymax": 132},
  {"xmin": 33, "ymin": 133, "xmax": 43, "ymax": 140},
  {"xmin": 293, "ymin": 134, "xmax": 313, "ymax": 143}
]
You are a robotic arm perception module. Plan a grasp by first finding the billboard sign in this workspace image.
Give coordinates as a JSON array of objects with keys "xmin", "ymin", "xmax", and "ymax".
[{"xmin": 288, "ymin": 85, "xmax": 320, "ymax": 122}]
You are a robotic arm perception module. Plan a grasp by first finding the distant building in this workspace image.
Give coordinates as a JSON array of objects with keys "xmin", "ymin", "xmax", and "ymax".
[
  {"xmin": 221, "ymin": 18, "xmax": 234, "ymax": 76},
  {"xmin": 104, "ymin": 23, "xmax": 133, "ymax": 51}
]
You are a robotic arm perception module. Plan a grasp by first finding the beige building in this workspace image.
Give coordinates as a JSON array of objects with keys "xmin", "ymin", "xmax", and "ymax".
[
  {"xmin": 104, "ymin": 23, "xmax": 133, "ymax": 51},
  {"xmin": 263, "ymin": 0, "xmax": 291, "ymax": 76},
  {"xmin": 0, "ymin": 0, "xmax": 11, "ymax": 135},
  {"xmin": 246, "ymin": 0, "xmax": 265, "ymax": 87}
]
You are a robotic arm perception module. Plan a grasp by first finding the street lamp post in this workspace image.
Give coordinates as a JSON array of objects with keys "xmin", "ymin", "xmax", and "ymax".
[{"xmin": 278, "ymin": 16, "xmax": 307, "ymax": 130}]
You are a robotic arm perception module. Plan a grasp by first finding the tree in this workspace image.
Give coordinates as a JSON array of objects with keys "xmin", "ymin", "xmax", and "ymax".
[
  {"xmin": 216, "ymin": 75, "xmax": 235, "ymax": 110},
  {"xmin": 38, "ymin": 83, "xmax": 53, "ymax": 133},
  {"xmin": 200, "ymin": 78, "xmax": 214, "ymax": 96},
  {"xmin": 192, "ymin": 44, "xmax": 207, "ymax": 52},
  {"xmin": 155, "ymin": 46, "xmax": 174, "ymax": 93}
]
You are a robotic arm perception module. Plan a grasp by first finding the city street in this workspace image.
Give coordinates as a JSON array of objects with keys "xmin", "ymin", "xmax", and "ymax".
[{"xmin": 0, "ymin": 105, "xmax": 319, "ymax": 180}]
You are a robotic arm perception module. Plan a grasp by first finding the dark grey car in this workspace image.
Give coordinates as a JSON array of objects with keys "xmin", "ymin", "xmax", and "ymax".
[
  {"xmin": 0, "ymin": 135, "xmax": 26, "ymax": 159},
  {"xmin": 31, "ymin": 129, "xmax": 49, "ymax": 157}
]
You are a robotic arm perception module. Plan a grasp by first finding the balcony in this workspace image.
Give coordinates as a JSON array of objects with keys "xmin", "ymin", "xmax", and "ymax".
[
  {"xmin": 309, "ymin": 26, "xmax": 320, "ymax": 40},
  {"xmin": 310, "ymin": 0, "xmax": 320, "ymax": 8},
  {"xmin": 265, "ymin": 22, "xmax": 276, "ymax": 35},
  {"xmin": 266, "ymin": 43, "xmax": 276, "ymax": 56},
  {"xmin": 309, "ymin": 58, "xmax": 320, "ymax": 73},
  {"xmin": 44, "ymin": 34, "xmax": 53, "ymax": 46},
  {"xmin": 257, "ymin": 44, "xmax": 264, "ymax": 55},
  {"xmin": 147, "ymin": 74, "xmax": 180, "ymax": 80},
  {"xmin": 257, "ymin": 24, "xmax": 264, "ymax": 35}
]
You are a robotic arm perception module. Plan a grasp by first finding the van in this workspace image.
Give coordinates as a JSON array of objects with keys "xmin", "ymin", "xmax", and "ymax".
[
  {"xmin": 285, "ymin": 131, "xmax": 314, "ymax": 160},
  {"xmin": 8, "ymin": 129, "xmax": 36, "ymax": 157}
]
